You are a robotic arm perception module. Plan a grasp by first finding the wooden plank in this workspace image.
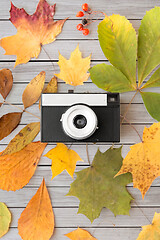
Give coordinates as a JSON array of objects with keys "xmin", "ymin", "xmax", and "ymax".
[
  {"xmin": 0, "ymin": 103, "xmax": 155, "ymax": 124},
  {"xmin": 0, "ymin": 20, "xmax": 140, "ymax": 40},
  {"xmin": 1, "ymin": 83, "xmax": 160, "ymax": 104},
  {"xmin": 0, "ymin": 61, "xmax": 158, "ymax": 84},
  {"xmin": 0, "ymin": 186, "xmax": 160, "ymax": 208},
  {"xmin": 0, "ymin": 0, "xmax": 159, "ymax": 19},
  {"xmin": 0, "ymin": 124, "xmax": 148, "ymax": 145},
  {"xmin": 9, "ymin": 207, "xmax": 159, "ymax": 228},
  {"xmin": 1, "ymin": 227, "xmax": 141, "ymax": 240}
]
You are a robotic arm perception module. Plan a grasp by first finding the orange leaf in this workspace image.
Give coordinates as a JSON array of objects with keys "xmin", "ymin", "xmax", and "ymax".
[
  {"xmin": 115, "ymin": 122, "xmax": 160, "ymax": 198},
  {"xmin": 45, "ymin": 143, "xmax": 83, "ymax": 179},
  {"xmin": 22, "ymin": 71, "xmax": 45, "ymax": 109},
  {"xmin": 0, "ymin": 112, "xmax": 22, "ymax": 141},
  {"xmin": 18, "ymin": 179, "xmax": 54, "ymax": 240},
  {"xmin": 0, "ymin": 141, "xmax": 47, "ymax": 191},
  {"xmin": 65, "ymin": 227, "xmax": 97, "ymax": 240},
  {"xmin": 0, "ymin": 69, "xmax": 13, "ymax": 103},
  {"xmin": 0, "ymin": 0, "xmax": 67, "ymax": 67}
]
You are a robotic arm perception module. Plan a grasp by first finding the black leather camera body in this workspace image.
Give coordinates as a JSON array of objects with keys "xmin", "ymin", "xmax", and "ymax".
[{"xmin": 41, "ymin": 93, "xmax": 120, "ymax": 143}]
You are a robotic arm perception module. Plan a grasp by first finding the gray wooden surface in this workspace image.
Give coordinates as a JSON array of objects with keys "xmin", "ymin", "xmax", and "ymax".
[{"xmin": 1, "ymin": 0, "xmax": 160, "ymax": 239}]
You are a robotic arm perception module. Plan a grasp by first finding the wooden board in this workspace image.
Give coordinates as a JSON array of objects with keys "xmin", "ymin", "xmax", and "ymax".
[{"xmin": 1, "ymin": 0, "xmax": 160, "ymax": 239}]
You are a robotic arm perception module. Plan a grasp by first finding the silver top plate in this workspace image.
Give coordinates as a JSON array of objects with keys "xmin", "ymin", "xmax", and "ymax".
[{"xmin": 42, "ymin": 94, "xmax": 107, "ymax": 106}]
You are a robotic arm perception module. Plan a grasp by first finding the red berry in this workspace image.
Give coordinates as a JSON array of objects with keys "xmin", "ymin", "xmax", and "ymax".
[
  {"xmin": 82, "ymin": 3, "xmax": 89, "ymax": 12},
  {"xmin": 76, "ymin": 11, "xmax": 84, "ymax": 17},
  {"xmin": 77, "ymin": 24, "xmax": 83, "ymax": 31},
  {"xmin": 83, "ymin": 28, "xmax": 89, "ymax": 36}
]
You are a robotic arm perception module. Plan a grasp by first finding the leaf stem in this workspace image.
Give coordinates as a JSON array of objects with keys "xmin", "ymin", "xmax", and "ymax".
[
  {"xmin": 4, "ymin": 100, "xmax": 40, "ymax": 120},
  {"xmin": 42, "ymin": 45, "xmax": 56, "ymax": 73},
  {"xmin": 121, "ymin": 114, "xmax": 142, "ymax": 142},
  {"xmin": 121, "ymin": 90, "xmax": 139, "ymax": 124},
  {"xmin": 86, "ymin": 143, "xmax": 91, "ymax": 165}
]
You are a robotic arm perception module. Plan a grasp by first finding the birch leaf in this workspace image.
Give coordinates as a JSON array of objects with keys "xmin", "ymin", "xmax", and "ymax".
[
  {"xmin": 0, "ymin": 69, "xmax": 13, "ymax": 106},
  {"xmin": 22, "ymin": 71, "xmax": 45, "ymax": 109},
  {"xmin": 0, "ymin": 112, "xmax": 22, "ymax": 141},
  {"xmin": 65, "ymin": 228, "xmax": 97, "ymax": 240},
  {"xmin": 1, "ymin": 122, "xmax": 40, "ymax": 156},
  {"xmin": 18, "ymin": 179, "xmax": 54, "ymax": 240},
  {"xmin": 0, "ymin": 203, "xmax": 11, "ymax": 238}
]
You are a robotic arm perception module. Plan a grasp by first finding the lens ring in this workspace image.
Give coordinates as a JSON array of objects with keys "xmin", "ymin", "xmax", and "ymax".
[
  {"xmin": 73, "ymin": 114, "xmax": 87, "ymax": 129},
  {"xmin": 61, "ymin": 104, "xmax": 98, "ymax": 140}
]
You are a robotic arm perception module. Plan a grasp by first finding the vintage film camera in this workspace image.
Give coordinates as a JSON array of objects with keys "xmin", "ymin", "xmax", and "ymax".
[{"xmin": 41, "ymin": 93, "xmax": 120, "ymax": 143}]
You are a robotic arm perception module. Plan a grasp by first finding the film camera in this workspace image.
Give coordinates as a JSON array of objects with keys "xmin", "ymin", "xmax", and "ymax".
[{"xmin": 41, "ymin": 93, "xmax": 120, "ymax": 142}]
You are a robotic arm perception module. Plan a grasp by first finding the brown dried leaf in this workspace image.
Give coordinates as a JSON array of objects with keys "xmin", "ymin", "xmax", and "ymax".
[
  {"xmin": 22, "ymin": 71, "xmax": 45, "ymax": 109},
  {"xmin": 0, "ymin": 69, "xmax": 13, "ymax": 106},
  {"xmin": 0, "ymin": 112, "xmax": 22, "ymax": 141}
]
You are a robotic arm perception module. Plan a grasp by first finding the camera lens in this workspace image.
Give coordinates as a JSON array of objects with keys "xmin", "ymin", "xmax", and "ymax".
[{"xmin": 73, "ymin": 115, "xmax": 87, "ymax": 129}]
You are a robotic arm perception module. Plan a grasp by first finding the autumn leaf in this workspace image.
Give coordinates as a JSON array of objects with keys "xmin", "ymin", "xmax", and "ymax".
[
  {"xmin": 55, "ymin": 45, "xmax": 91, "ymax": 86},
  {"xmin": 45, "ymin": 143, "xmax": 83, "ymax": 179},
  {"xmin": 0, "ymin": 0, "xmax": 67, "ymax": 67},
  {"xmin": 22, "ymin": 71, "xmax": 45, "ymax": 109},
  {"xmin": 115, "ymin": 122, "xmax": 160, "ymax": 199},
  {"xmin": 137, "ymin": 212, "xmax": 160, "ymax": 239},
  {"xmin": 1, "ymin": 122, "xmax": 40, "ymax": 156},
  {"xmin": 0, "ymin": 141, "xmax": 47, "ymax": 191},
  {"xmin": 65, "ymin": 227, "xmax": 97, "ymax": 240},
  {"xmin": 0, "ymin": 69, "xmax": 13, "ymax": 106},
  {"xmin": 0, "ymin": 112, "xmax": 22, "ymax": 141},
  {"xmin": 67, "ymin": 147, "xmax": 133, "ymax": 222},
  {"xmin": 18, "ymin": 179, "xmax": 54, "ymax": 240},
  {"xmin": 0, "ymin": 203, "xmax": 11, "ymax": 238},
  {"xmin": 39, "ymin": 76, "xmax": 57, "ymax": 109}
]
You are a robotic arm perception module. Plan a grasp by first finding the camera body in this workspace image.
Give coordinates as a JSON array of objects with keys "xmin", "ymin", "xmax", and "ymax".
[{"xmin": 41, "ymin": 93, "xmax": 120, "ymax": 143}]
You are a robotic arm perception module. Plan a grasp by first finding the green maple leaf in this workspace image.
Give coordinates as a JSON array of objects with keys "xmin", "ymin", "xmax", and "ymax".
[{"xmin": 67, "ymin": 147, "xmax": 133, "ymax": 223}]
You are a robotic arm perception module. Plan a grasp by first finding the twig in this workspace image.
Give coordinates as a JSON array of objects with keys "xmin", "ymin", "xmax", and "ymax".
[
  {"xmin": 121, "ymin": 114, "xmax": 142, "ymax": 142},
  {"xmin": 4, "ymin": 100, "xmax": 40, "ymax": 120},
  {"xmin": 121, "ymin": 90, "xmax": 139, "ymax": 125},
  {"xmin": 134, "ymin": 200, "xmax": 151, "ymax": 224},
  {"xmin": 86, "ymin": 143, "xmax": 91, "ymax": 165},
  {"xmin": 42, "ymin": 45, "xmax": 55, "ymax": 72}
]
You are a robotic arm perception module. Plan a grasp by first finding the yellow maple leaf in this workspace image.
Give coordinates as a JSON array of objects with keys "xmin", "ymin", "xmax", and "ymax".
[
  {"xmin": 115, "ymin": 122, "xmax": 160, "ymax": 199},
  {"xmin": 18, "ymin": 179, "xmax": 54, "ymax": 240},
  {"xmin": 0, "ymin": 0, "xmax": 67, "ymax": 67},
  {"xmin": 55, "ymin": 45, "xmax": 91, "ymax": 86},
  {"xmin": 65, "ymin": 227, "xmax": 97, "ymax": 240},
  {"xmin": 137, "ymin": 212, "xmax": 160, "ymax": 239},
  {"xmin": 44, "ymin": 143, "xmax": 83, "ymax": 179}
]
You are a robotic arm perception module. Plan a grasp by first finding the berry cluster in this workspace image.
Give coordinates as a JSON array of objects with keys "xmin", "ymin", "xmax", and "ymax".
[
  {"xmin": 76, "ymin": 3, "xmax": 105, "ymax": 36},
  {"xmin": 76, "ymin": 3, "xmax": 90, "ymax": 36}
]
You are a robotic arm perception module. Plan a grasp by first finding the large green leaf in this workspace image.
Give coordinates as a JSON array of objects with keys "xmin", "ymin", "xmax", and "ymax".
[
  {"xmin": 142, "ymin": 68, "xmax": 160, "ymax": 89},
  {"xmin": 138, "ymin": 7, "xmax": 160, "ymax": 86},
  {"xmin": 89, "ymin": 63, "xmax": 136, "ymax": 93},
  {"xmin": 141, "ymin": 92, "xmax": 160, "ymax": 121},
  {"xmin": 98, "ymin": 14, "xmax": 137, "ymax": 87},
  {"xmin": 67, "ymin": 147, "xmax": 133, "ymax": 223}
]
